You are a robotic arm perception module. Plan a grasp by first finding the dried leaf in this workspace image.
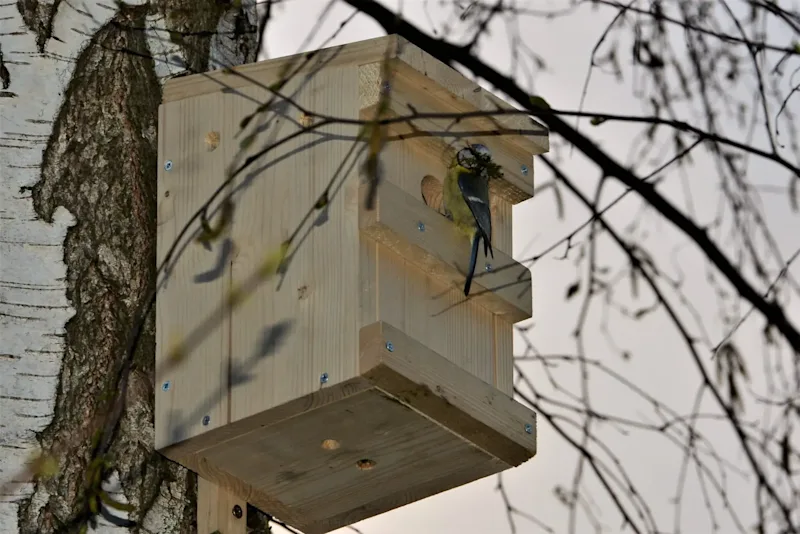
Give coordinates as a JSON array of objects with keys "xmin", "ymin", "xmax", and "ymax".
[
  {"xmin": 315, "ymin": 189, "xmax": 329, "ymax": 210},
  {"xmin": 529, "ymin": 95, "xmax": 551, "ymax": 110},
  {"xmin": 566, "ymin": 281, "xmax": 580, "ymax": 299}
]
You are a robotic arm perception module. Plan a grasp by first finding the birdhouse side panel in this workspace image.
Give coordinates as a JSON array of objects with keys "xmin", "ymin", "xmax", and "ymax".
[
  {"xmin": 228, "ymin": 67, "xmax": 363, "ymax": 423},
  {"xmin": 156, "ymin": 94, "xmax": 232, "ymax": 450},
  {"xmin": 358, "ymin": 241, "xmax": 498, "ymax": 389}
]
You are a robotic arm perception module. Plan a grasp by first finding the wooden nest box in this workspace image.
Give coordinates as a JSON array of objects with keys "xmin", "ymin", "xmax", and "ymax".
[{"xmin": 156, "ymin": 35, "xmax": 549, "ymax": 533}]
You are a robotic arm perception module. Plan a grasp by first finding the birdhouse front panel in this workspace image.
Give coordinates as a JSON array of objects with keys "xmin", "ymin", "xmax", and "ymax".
[{"xmin": 155, "ymin": 34, "xmax": 547, "ymax": 534}]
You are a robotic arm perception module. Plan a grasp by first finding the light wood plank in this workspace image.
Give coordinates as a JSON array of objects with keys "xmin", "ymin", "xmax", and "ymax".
[
  {"xmin": 164, "ymin": 36, "xmax": 399, "ymax": 103},
  {"xmin": 360, "ymin": 180, "xmax": 532, "ymax": 322},
  {"xmin": 156, "ymin": 94, "xmax": 231, "ymax": 450},
  {"xmin": 228, "ymin": 66, "xmax": 362, "ymax": 423},
  {"xmin": 403, "ymin": 259, "xmax": 495, "ymax": 386},
  {"xmin": 494, "ymin": 315, "xmax": 514, "ymax": 396},
  {"xmin": 197, "ymin": 477, "xmax": 247, "ymax": 534}
]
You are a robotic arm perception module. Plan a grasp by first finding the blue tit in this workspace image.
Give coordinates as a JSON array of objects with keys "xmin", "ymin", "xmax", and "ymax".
[{"xmin": 443, "ymin": 144, "xmax": 494, "ymax": 296}]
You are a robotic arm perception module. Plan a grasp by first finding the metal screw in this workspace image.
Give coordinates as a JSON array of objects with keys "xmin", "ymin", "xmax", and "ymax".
[
  {"xmin": 385, "ymin": 341, "xmax": 394, "ymax": 352},
  {"xmin": 524, "ymin": 423, "xmax": 533, "ymax": 434},
  {"xmin": 417, "ymin": 221, "xmax": 425, "ymax": 232},
  {"xmin": 161, "ymin": 381, "xmax": 170, "ymax": 392},
  {"xmin": 232, "ymin": 504, "xmax": 243, "ymax": 519},
  {"xmin": 202, "ymin": 415, "xmax": 210, "ymax": 426},
  {"xmin": 485, "ymin": 263, "xmax": 493, "ymax": 272},
  {"xmin": 320, "ymin": 372, "xmax": 329, "ymax": 384},
  {"xmin": 520, "ymin": 164, "xmax": 528, "ymax": 176},
  {"xmin": 382, "ymin": 81, "xmax": 391, "ymax": 93},
  {"xmin": 164, "ymin": 160, "xmax": 173, "ymax": 171}
]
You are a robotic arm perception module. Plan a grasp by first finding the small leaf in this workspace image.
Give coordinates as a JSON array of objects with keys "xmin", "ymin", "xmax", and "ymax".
[
  {"xmin": 590, "ymin": 116, "xmax": 607, "ymax": 126},
  {"xmin": 29, "ymin": 453, "xmax": 59, "ymax": 478},
  {"xmin": 529, "ymin": 95, "xmax": 551, "ymax": 110},
  {"xmin": 780, "ymin": 431, "xmax": 791, "ymax": 473},
  {"xmin": 89, "ymin": 494, "xmax": 99, "ymax": 514},
  {"xmin": 196, "ymin": 199, "xmax": 235, "ymax": 246},
  {"xmin": 226, "ymin": 286, "xmax": 246, "ymax": 309},
  {"xmin": 239, "ymin": 114, "xmax": 253, "ymax": 130},
  {"xmin": 99, "ymin": 490, "xmax": 136, "ymax": 512},
  {"xmin": 258, "ymin": 240, "xmax": 291, "ymax": 278},
  {"xmin": 315, "ymin": 190, "xmax": 329, "ymax": 210},
  {"xmin": 794, "ymin": 41, "xmax": 800, "ymax": 54},
  {"xmin": 166, "ymin": 333, "xmax": 188, "ymax": 365},
  {"xmin": 565, "ymin": 281, "xmax": 580, "ymax": 299},
  {"xmin": 240, "ymin": 133, "xmax": 256, "ymax": 150}
]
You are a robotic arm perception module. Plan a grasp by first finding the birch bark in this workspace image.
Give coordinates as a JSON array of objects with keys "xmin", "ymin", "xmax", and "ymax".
[{"xmin": 0, "ymin": 2, "xmax": 257, "ymax": 532}]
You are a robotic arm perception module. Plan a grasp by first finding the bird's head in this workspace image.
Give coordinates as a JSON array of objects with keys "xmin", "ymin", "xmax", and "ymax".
[{"xmin": 455, "ymin": 143, "xmax": 503, "ymax": 180}]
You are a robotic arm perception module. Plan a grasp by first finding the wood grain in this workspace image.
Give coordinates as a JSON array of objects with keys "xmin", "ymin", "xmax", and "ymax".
[
  {"xmin": 360, "ymin": 179, "xmax": 532, "ymax": 323},
  {"xmin": 156, "ymin": 93, "xmax": 231, "ymax": 450},
  {"xmin": 162, "ymin": 321, "xmax": 535, "ymax": 534},
  {"xmin": 360, "ymin": 321, "xmax": 536, "ymax": 463},
  {"xmin": 197, "ymin": 477, "xmax": 247, "ymax": 534},
  {"xmin": 494, "ymin": 315, "xmax": 514, "ymax": 396},
  {"xmin": 227, "ymin": 66, "xmax": 362, "ymax": 424}
]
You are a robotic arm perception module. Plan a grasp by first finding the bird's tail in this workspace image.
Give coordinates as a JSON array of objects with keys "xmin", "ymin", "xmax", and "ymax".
[
  {"xmin": 484, "ymin": 235, "xmax": 494, "ymax": 259},
  {"xmin": 464, "ymin": 234, "xmax": 481, "ymax": 296}
]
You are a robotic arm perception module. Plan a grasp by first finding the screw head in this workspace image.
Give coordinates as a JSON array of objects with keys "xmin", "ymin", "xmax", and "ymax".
[
  {"xmin": 164, "ymin": 160, "xmax": 173, "ymax": 171},
  {"xmin": 381, "ymin": 81, "xmax": 391, "ymax": 93},
  {"xmin": 385, "ymin": 341, "xmax": 394, "ymax": 352},
  {"xmin": 417, "ymin": 221, "xmax": 425, "ymax": 232},
  {"xmin": 161, "ymin": 381, "xmax": 170, "ymax": 392},
  {"xmin": 524, "ymin": 423, "xmax": 533, "ymax": 434},
  {"xmin": 520, "ymin": 164, "xmax": 529, "ymax": 176},
  {"xmin": 232, "ymin": 504, "xmax": 243, "ymax": 519},
  {"xmin": 320, "ymin": 372, "xmax": 329, "ymax": 384},
  {"xmin": 485, "ymin": 263, "xmax": 493, "ymax": 272},
  {"xmin": 202, "ymin": 415, "xmax": 210, "ymax": 426}
]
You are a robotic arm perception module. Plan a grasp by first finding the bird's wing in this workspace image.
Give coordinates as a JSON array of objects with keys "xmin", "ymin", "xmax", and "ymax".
[{"xmin": 457, "ymin": 171, "xmax": 492, "ymax": 247}]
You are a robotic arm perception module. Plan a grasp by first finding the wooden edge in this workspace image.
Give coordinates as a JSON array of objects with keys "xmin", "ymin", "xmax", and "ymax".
[
  {"xmin": 197, "ymin": 476, "xmax": 247, "ymax": 534},
  {"xmin": 358, "ymin": 180, "xmax": 532, "ymax": 323},
  {"xmin": 482, "ymin": 91, "xmax": 550, "ymax": 154},
  {"xmin": 360, "ymin": 105, "xmax": 532, "ymax": 206},
  {"xmin": 183, "ymin": 450, "xmax": 302, "ymax": 527},
  {"xmin": 158, "ymin": 376, "xmax": 372, "ymax": 460},
  {"xmin": 304, "ymin": 456, "xmax": 505, "ymax": 534},
  {"xmin": 359, "ymin": 321, "xmax": 537, "ymax": 466},
  {"xmin": 163, "ymin": 35, "xmax": 400, "ymax": 103}
]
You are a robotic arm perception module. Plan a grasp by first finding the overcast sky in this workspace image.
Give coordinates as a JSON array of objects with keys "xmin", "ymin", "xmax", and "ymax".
[{"xmin": 258, "ymin": 2, "xmax": 800, "ymax": 533}]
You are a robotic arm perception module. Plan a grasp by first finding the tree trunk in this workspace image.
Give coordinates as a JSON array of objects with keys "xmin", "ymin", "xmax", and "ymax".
[{"xmin": 1, "ymin": 2, "xmax": 258, "ymax": 532}]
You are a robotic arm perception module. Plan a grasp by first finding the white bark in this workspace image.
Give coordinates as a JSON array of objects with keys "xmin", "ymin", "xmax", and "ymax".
[{"xmin": 0, "ymin": 1, "xmax": 257, "ymax": 532}]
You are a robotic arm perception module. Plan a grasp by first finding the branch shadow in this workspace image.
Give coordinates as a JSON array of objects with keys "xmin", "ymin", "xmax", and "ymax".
[{"xmin": 166, "ymin": 319, "xmax": 294, "ymax": 445}]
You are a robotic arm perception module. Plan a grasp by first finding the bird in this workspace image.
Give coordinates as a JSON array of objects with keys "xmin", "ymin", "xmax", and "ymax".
[{"xmin": 443, "ymin": 143, "xmax": 494, "ymax": 296}]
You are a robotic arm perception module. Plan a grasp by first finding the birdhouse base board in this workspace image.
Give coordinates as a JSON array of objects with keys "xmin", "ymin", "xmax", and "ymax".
[{"xmin": 159, "ymin": 322, "xmax": 536, "ymax": 534}]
